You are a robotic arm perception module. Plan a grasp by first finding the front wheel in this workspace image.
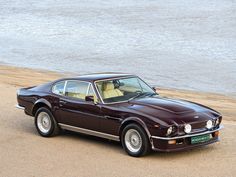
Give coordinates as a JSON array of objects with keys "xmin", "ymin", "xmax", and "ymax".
[
  {"xmin": 35, "ymin": 107, "xmax": 59, "ymax": 137},
  {"xmin": 121, "ymin": 123, "xmax": 151, "ymax": 157}
]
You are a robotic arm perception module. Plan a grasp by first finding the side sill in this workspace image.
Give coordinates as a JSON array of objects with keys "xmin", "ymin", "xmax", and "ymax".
[
  {"xmin": 15, "ymin": 104, "xmax": 25, "ymax": 110},
  {"xmin": 58, "ymin": 123, "xmax": 120, "ymax": 142}
]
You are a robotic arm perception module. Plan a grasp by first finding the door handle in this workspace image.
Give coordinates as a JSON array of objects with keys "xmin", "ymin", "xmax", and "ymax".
[
  {"xmin": 59, "ymin": 100, "xmax": 67, "ymax": 106},
  {"xmin": 104, "ymin": 116, "xmax": 122, "ymax": 122},
  {"xmin": 104, "ymin": 115, "xmax": 110, "ymax": 119}
]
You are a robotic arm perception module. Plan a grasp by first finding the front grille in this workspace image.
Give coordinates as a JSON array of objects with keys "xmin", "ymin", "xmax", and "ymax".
[
  {"xmin": 191, "ymin": 121, "xmax": 206, "ymax": 129},
  {"xmin": 191, "ymin": 121, "xmax": 208, "ymax": 133}
]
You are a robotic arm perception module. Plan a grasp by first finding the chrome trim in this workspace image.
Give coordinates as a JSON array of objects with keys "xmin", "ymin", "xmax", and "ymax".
[
  {"xmin": 15, "ymin": 104, "xmax": 25, "ymax": 110},
  {"xmin": 58, "ymin": 123, "xmax": 120, "ymax": 141},
  {"xmin": 151, "ymin": 125, "xmax": 223, "ymax": 140}
]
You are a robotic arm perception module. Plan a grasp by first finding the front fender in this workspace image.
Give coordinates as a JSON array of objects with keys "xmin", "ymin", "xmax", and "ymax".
[
  {"xmin": 120, "ymin": 117, "xmax": 152, "ymax": 138},
  {"xmin": 119, "ymin": 117, "xmax": 158, "ymax": 149}
]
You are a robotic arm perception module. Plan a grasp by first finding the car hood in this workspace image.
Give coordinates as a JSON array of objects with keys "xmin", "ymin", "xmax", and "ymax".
[{"xmin": 127, "ymin": 96, "xmax": 219, "ymax": 125}]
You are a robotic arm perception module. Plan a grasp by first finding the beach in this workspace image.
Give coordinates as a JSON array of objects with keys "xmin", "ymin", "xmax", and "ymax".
[{"xmin": 0, "ymin": 64, "xmax": 235, "ymax": 177}]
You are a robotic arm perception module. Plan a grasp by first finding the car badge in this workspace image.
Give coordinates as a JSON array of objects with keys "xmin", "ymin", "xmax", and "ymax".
[{"xmin": 194, "ymin": 115, "xmax": 199, "ymax": 119}]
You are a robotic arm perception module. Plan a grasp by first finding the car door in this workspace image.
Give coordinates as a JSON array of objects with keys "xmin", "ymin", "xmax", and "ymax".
[
  {"xmin": 98, "ymin": 104, "xmax": 124, "ymax": 135},
  {"xmin": 93, "ymin": 81, "xmax": 123, "ymax": 136},
  {"xmin": 56, "ymin": 80, "xmax": 102, "ymax": 132}
]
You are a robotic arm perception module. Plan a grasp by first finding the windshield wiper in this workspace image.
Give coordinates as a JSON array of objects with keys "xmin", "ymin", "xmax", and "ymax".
[
  {"xmin": 129, "ymin": 92, "xmax": 151, "ymax": 101},
  {"xmin": 129, "ymin": 92, "xmax": 158, "ymax": 101},
  {"xmin": 146, "ymin": 92, "xmax": 157, "ymax": 97}
]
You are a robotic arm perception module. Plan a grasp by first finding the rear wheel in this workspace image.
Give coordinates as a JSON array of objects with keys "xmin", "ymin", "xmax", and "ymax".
[
  {"xmin": 35, "ymin": 107, "xmax": 59, "ymax": 137},
  {"xmin": 121, "ymin": 123, "xmax": 150, "ymax": 157}
]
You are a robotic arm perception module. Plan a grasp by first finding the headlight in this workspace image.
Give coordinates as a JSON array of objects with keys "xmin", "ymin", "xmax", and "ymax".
[
  {"xmin": 206, "ymin": 120, "xmax": 213, "ymax": 129},
  {"xmin": 184, "ymin": 124, "xmax": 192, "ymax": 133},
  {"xmin": 166, "ymin": 127, "xmax": 173, "ymax": 136}
]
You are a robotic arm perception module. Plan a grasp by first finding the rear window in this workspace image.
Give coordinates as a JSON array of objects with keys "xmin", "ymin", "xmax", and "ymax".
[{"xmin": 52, "ymin": 81, "xmax": 65, "ymax": 95}]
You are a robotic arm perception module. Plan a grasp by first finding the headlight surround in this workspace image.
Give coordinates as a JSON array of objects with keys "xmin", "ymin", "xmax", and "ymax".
[
  {"xmin": 215, "ymin": 118, "xmax": 220, "ymax": 126},
  {"xmin": 206, "ymin": 120, "xmax": 213, "ymax": 129},
  {"xmin": 184, "ymin": 124, "xmax": 192, "ymax": 134},
  {"xmin": 166, "ymin": 126, "xmax": 173, "ymax": 136}
]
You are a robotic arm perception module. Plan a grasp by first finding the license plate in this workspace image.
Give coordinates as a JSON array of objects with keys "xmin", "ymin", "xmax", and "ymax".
[{"xmin": 191, "ymin": 134, "xmax": 211, "ymax": 144}]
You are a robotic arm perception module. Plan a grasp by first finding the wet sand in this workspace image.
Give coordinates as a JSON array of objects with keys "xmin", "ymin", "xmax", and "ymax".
[{"xmin": 0, "ymin": 64, "xmax": 236, "ymax": 177}]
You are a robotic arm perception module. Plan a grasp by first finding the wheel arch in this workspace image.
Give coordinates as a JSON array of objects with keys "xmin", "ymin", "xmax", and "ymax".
[
  {"xmin": 119, "ymin": 117, "xmax": 152, "ymax": 139},
  {"xmin": 32, "ymin": 98, "xmax": 52, "ymax": 116}
]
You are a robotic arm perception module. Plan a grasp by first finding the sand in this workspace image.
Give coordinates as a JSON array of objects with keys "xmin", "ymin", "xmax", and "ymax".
[{"xmin": 0, "ymin": 64, "xmax": 236, "ymax": 177}]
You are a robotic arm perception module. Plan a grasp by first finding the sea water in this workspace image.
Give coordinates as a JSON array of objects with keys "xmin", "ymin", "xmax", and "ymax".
[{"xmin": 0, "ymin": 0, "xmax": 235, "ymax": 95}]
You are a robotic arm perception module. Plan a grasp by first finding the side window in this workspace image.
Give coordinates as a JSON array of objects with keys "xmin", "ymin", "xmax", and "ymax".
[
  {"xmin": 52, "ymin": 81, "xmax": 65, "ymax": 95},
  {"xmin": 65, "ymin": 81, "xmax": 89, "ymax": 100}
]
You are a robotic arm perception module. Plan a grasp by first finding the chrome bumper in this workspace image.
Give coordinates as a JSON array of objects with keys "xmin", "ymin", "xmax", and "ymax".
[
  {"xmin": 151, "ymin": 125, "xmax": 223, "ymax": 140},
  {"xmin": 15, "ymin": 104, "xmax": 25, "ymax": 110}
]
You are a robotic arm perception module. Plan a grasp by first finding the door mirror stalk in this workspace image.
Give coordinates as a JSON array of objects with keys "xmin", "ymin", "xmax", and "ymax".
[
  {"xmin": 85, "ymin": 95, "xmax": 97, "ymax": 104},
  {"xmin": 152, "ymin": 87, "xmax": 159, "ymax": 95}
]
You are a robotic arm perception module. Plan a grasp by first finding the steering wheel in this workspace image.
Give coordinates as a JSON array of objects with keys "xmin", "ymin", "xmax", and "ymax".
[{"xmin": 113, "ymin": 80, "xmax": 120, "ymax": 89}]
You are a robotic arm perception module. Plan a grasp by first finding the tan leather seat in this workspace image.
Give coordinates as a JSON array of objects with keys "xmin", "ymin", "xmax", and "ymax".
[
  {"xmin": 102, "ymin": 82, "xmax": 123, "ymax": 99},
  {"xmin": 67, "ymin": 92, "xmax": 86, "ymax": 100}
]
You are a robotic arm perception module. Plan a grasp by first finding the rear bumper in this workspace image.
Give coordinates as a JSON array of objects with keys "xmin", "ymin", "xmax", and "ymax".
[
  {"xmin": 151, "ymin": 125, "xmax": 223, "ymax": 152},
  {"xmin": 15, "ymin": 104, "xmax": 25, "ymax": 110}
]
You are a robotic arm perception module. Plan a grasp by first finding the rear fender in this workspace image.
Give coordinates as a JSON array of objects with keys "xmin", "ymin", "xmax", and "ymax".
[{"xmin": 32, "ymin": 98, "xmax": 52, "ymax": 115}]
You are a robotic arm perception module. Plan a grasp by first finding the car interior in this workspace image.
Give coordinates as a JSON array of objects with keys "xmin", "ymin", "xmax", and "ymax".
[
  {"xmin": 96, "ymin": 79, "xmax": 139, "ymax": 101},
  {"xmin": 101, "ymin": 82, "xmax": 124, "ymax": 99}
]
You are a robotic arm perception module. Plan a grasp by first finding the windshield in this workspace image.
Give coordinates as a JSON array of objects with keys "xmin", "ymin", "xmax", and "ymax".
[{"xmin": 95, "ymin": 77, "xmax": 157, "ymax": 103}]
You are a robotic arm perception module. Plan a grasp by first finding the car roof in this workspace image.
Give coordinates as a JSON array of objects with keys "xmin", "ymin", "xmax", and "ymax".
[{"xmin": 58, "ymin": 72, "xmax": 136, "ymax": 82}]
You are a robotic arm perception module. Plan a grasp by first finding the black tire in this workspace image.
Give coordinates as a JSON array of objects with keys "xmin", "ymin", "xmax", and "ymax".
[
  {"xmin": 35, "ymin": 107, "xmax": 60, "ymax": 137},
  {"xmin": 121, "ymin": 123, "xmax": 150, "ymax": 157}
]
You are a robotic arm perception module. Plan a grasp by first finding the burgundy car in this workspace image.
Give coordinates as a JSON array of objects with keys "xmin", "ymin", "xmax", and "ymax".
[{"xmin": 16, "ymin": 73, "xmax": 223, "ymax": 157}]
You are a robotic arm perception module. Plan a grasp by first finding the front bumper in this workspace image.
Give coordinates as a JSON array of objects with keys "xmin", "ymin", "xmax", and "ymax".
[{"xmin": 151, "ymin": 125, "xmax": 223, "ymax": 152}]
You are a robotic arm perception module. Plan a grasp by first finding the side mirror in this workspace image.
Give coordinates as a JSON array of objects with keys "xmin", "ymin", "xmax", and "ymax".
[
  {"xmin": 152, "ymin": 87, "xmax": 159, "ymax": 94},
  {"xmin": 85, "ymin": 95, "xmax": 95, "ymax": 102}
]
